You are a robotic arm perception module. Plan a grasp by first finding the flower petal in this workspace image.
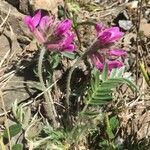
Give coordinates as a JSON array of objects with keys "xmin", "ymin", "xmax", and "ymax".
[
  {"xmin": 24, "ymin": 16, "xmax": 31, "ymax": 25},
  {"xmin": 33, "ymin": 29, "xmax": 46, "ymax": 43},
  {"xmin": 46, "ymin": 43, "xmax": 61, "ymax": 51},
  {"xmin": 95, "ymin": 23, "xmax": 104, "ymax": 33},
  {"xmin": 55, "ymin": 19, "xmax": 72, "ymax": 35},
  {"xmin": 98, "ymin": 31, "xmax": 112, "ymax": 44},
  {"xmin": 45, "ymin": 30, "xmax": 75, "ymax": 52},
  {"xmin": 24, "ymin": 16, "xmax": 35, "ymax": 32},
  {"xmin": 39, "ymin": 16, "xmax": 54, "ymax": 31},
  {"xmin": 90, "ymin": 52, "xmax": 104, "ymax": 71},
  {"xmin": 107, "ymin": 60, "xmax": 123, "ymax": 71},
  {"xmin": 108, "ymin": 49, "xmax": 127, "ymax": 56},
  {"xmin": 98, "ymin": 27, "xmax": 124, "ymax": 44},
  {"xmin": 63, "ymin": 44, "xmax": 75, "ymax": 52},
  {"xmin": 32, "ymin": 10, "xmax": 41, "ymax": 27},
  {"xmin": 108, "ymin": 27, "xmax": 124, "ymax": 42},
  {"xmin": 62, "ymin": 31, "xmax": 74, "ymax": 45}
]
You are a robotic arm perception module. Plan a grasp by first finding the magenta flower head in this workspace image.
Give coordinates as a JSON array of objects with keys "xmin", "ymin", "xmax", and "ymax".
[
  {"xmin": 89, "ymin": 23, "xmax": 126, "ymax": 71},
  {"xmin": 107, "ymin": 60, "xmax": 123, "ymax": 71},
  {"xmin": 108, "ymin": 49, "xmax": 127, "ymax": 56},
  {"xmin": 90, "ymin": 51, "xmax": 125, "ymax": 72},
  {"xmin": 97, "ymin": 26, "xmax": 124, "ymax": 45},
  {"xmin": 24, "ymin": 10, "xmax": 54, "ymax": 43},
  {"xmin": 90, "ymin": 51, "xmax": 104, "ymax": 71},
  {"xmin": 45, "ymin": 20, "xmax": 75, "ymax": 52},
  {"xmin": 46, "ymin": 31, "xmax": 75, "ymax": 52},
  {"xmin": 24, "ymin": 10, "xmax": 75, "ymax": 52}
]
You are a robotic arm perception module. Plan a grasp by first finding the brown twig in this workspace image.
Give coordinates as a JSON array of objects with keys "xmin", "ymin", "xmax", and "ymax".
[{"xmin": 135, "ymin": 0, "xmax": 143, "ymax": 85}]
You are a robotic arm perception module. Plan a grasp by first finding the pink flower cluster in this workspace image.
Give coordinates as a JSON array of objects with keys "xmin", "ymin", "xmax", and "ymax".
[
  {"xmin": 90, "ymin": 24, "xmax": 126, "ymax": 71},
  {"xmin": 24, "ymin": 10, "xmax": 126, "ymax": 71},
  {"xmin": 24, "ymin": 10, "xmax": 75, "ymax": 52}
]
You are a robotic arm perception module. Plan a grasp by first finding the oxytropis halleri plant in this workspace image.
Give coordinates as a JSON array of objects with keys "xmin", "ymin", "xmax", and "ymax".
[
  {"xmin": 24, "ymin": 10, "xmax": 76, "ymax": 127},
  {"xmin": 24, "ymin": 10, "xmax": 75, "ymax": 52},
  {"xmin": 23, "ymin": 9, "xmax": 136, "ymax": 148}
]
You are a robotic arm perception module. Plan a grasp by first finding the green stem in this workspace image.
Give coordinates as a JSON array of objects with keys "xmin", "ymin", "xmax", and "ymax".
[{"xmin": 38, "ymin": 47, "xmax": 57, "ymax": 127}]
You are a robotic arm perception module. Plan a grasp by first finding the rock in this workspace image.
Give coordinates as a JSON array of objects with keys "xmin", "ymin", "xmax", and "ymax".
[
  {"xmin": 94, "ymin": 0, "xmax": 101, "ymax": 3},
  {"xmin": 5, "ymin": 0, "xmax": 30, "ymax": 14},
  {"xmin": 0, "ymin": 1, "xmax": 23, "ymax": 18},
  {"xmin": 118, "ymin": 20, "xmax": 133, "ymax": 31},
  {"xmin": 0, "ymin": 1, "xmax": 24, "ymax": 32},
  {"xmin": 0, "ymin": 76, "xmax": 29, "ymax": 113},
  {"xmin": 114, "ymin": 10, "xmax": 130, "ymax": 22},
  {"xmin": 0, "ymin": 34, "xmax": 35, "ymax": 113},
  {"xmin": 113, "ymin": 10, "xmax": 133, "ymax": 31},
  {"xmin": 0, "ymin": 1, "xmax": 31, "ymax": 42},
  {"xmin": 0, "ymin": 35, "xmax": 11, "ymax": 62},
  {"xmin": 0, "ymin": 71, "xmax": 38, "ymax": 113},
  {"xmin": 6, "ymin": 0, "xmax": 64, "ymax": 14},
  {"xmin": 145, "ymin": 9, "xmax": 150, "ymax": 17},
  {"xmin": 0, "ymin": 34, "xmax": 22, "ymax": 65},
  {"xmin": 0, "ymin": 1, "xmax": 38, "ymax": 114},
  {"xmin": 30, "ymin": 0, "xmax": 63, "ymax": 15},
  {"xmin": 19, "ymin": 0, "xmax": 30, "ymax": 14},
  {"xmin": 145, "ymin": 9, "xmax": 150, "ymax": 23},
  {"xmin": 5, "ymin": 0, "xmax": 20, "ymax": 7}
]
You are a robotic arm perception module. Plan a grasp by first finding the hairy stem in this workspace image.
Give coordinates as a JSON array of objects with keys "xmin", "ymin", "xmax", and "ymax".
[{"xmin": 38, "ymin": 47, "xmax": 57, "ymax": 127}]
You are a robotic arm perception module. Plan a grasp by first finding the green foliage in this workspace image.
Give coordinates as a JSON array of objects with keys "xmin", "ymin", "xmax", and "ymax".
[
  {"xmin": 3, "ymin": 124, "xmax": 22, "ymax": 139},
  {"xmin": 44, "ymin": 122, "xmax": 66, "ymax": 143},
  {"xmin": 105, "ymin": 115, "xmax": 119, "ymax": 140},
  {"xmin": 61, "ymin": 52, "xmax": 76, "ymax": 59},
  {"xmin": 86, "ymin": 66, "xmax": 137, "ymax": 106},
  {"xmin": 97, "ymin": 114, "xmax": 120, "ymax": 150},
  {"xmin": 109, "ymin": 116, "xmax": 119, "ymax": 131},
  {"xmin": 49, "ymin": 53, "xmax": 61, "ymax": 69},
  {"xmin": 12, "ymin": 144, "xmax": 23, "ymax": 150},
  {"xmin": 31, "ymin": 122, "xmax": 69, "ymax": 149},
  {"xmin": 12, "ymin": 100, "xmax": 31, "ymax": 129},
  {"xmin": 12, "ymin": 100, "xmax": 25, "ymax": 124},
  {"xmin": 105, "ymin": 115, "xmax": 115, "ymax": 140},
  {"xmin": 68, "ymin": 66, "xmax": 137, "ymax": 148}
]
